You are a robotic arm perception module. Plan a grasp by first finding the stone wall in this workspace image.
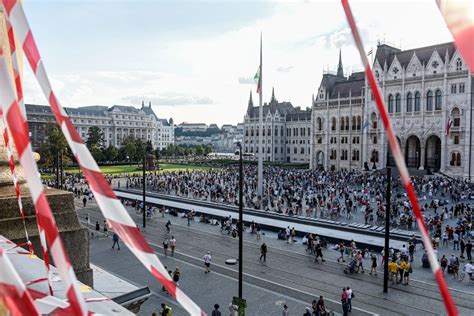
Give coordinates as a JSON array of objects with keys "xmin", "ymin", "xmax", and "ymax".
[{"xmin": 0, "ymin": 186, "xmax": 93, "ymax": 286}]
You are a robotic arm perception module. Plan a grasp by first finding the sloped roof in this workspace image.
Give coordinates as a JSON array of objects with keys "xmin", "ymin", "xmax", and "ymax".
[
  {"xmin": 108, "ymin": 105, "xmax": 141, "ymax": 113},
  {"xmin": 286, "ymin": 110, "xmax": 311, "ymax": 121},
  {"xmin": 25, "ymin": 103, "xmax": 52, "ymax": 114},
  {"xmin": 247, "ymin": 100, "xmax": 297, "ymax": 118},
  {"xmin": 142, "ymin": 106, "xmax": 158, "ymax": 120},
  {"xmin": 376, "ymin": 42, "xmax": 456, "ymax": 68},
  {"xmin": 330, "ymin": 78, "xmax": 365, "ymax": 98}
]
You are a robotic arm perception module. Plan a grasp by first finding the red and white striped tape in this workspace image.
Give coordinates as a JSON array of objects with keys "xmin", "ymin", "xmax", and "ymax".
[
  {"xmin": 341, "ymin": 1, "xmax": 458, "ymax": 315},
  {"xmin": 2, "ymin": 1, "xmax": 206, "ymax": 314},
  {"xmin": 0, "ymin": 26, "xmax": 88, "ymax": 316},
  {"xmin": 3, "ymin": 17, "xmax": 54, "ymax": 296},
  {"xmin": 0, "ymin": 247, "xmax": 41, "ymax": 316},
  {"xmin": 436, "ymin": 0, "xmax": 474, "ymax": 73}
]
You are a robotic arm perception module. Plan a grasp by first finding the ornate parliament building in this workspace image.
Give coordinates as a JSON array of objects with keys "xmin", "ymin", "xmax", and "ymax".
[{"xmin": 311, "ymin": 42, "xmax": 473, "ymax": 179}]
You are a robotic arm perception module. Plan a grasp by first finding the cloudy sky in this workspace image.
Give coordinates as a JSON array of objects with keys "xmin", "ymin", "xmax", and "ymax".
[{"xmin": 21, "ymin": 0, "xmax": 453, "ymax": 126}]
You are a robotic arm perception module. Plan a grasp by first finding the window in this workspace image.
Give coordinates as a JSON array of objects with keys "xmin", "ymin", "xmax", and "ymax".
[
  {"xmin": 371, "ymin": 113, "xmax": 377, "ymax": 129},
  {"xmin": 331, "ymin": 117, "xmax": 337, "ymax": 131},
  {"xmin": 317, "ymin": 117, "xmax": 323, "ymax": 131},
  {"xmin": 301, "ymin": 147, "xmax": 305, "ymax": 154},
  {"xmin": 451, "ymin": 84, "xmax": 457, "ymax": 94},
  {"xmin": 371, "ymin": 150, "xmax": 379, "ymax": 163},
  {"xmin": 357, "ymin": 116, "xmax": 361, "ymax": 130},
  {"xmin": 345, "ymin": 117, "xmax": 349, "ymax": 131},
  {"xmin": 294, "ymin": 147, "xmax": 297, "ymax": 154},
  {"xmin": 451, "ymin": 152, "xmax": 461, "ymax": 166},
  {"xmin": 459, "ymin": 83, "xmax": 465, "ymax": 93},
  {"xmin": 454, "ymin": 135, "xmax": 460, "ymax": 145},
  {"xmin": 406, "ymin": 92, "xmax": 413, "ymax": 112},
  {"xmin": 452, "ymin": 107, "xmax": 461, "ymax": 127},
  {"xmin": 375, "ymin": 70, "xmax": 379, "ymax": 80},
  {"xmin": 388, "ymin": 94, "xmax": 393, "ymax": 113},
  {"xmin": 434, "ymin": 90, "xmax": 442, "ymax": 110},
  {"xmin": 352, "ymin": 150, "xmax": 360, "ymax": 161},
  {"xmin": 426, "ymin": 90, "xmax": 433, "ymax": 111},
  {"xmin": 275, "ymin": 127, "xmax": 278, "ymax": 136},
  {"xmin": 352, "ymin": 116, "xmax": 356, "ymax": 130},
  {"xmin": 456, "ymin": 58, "xmax": 462, "ymax": 71},
  {"xmin": 395, "ymin": 94, "xmax": 401, "ymax": 113},
  {"xmin": 373, "ymin": 136, "xmax": 377, "ymax": 144},
  {"xmin": 414, "ymin": 92, "xmax": 421, "ymax": 111}
]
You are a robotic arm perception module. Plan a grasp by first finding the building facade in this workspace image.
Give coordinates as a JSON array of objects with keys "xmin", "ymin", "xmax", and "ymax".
[
  {"xmin": 26, "ymin": 102, "xmax": 174, "ymax": 151},
  {"xmin": 243, "ymin": 89, "xmax": 311, "ymax": 163},
  {"xmin": 311, "ymin": 43, "xmax": 473, "ymax": 179}
]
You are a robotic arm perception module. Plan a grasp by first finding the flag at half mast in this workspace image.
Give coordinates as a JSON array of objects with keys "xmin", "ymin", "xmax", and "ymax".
[{"xmin": 254, "ymin": 66, "xmax": 261, "ymax": 94}]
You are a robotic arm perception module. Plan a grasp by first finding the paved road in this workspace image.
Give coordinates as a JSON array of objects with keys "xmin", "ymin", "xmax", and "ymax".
[{"xmin": 78, "ymin": 197, "xmax": 474, "ymax": 316}]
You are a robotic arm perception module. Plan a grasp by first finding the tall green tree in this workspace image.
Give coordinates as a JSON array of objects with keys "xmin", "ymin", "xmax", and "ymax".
[
  {"xmin": 39, "ymin": 124, "xmax": 70, "ymax": 168},
  {"xmin": 120, "ymin": 135, "xmax": 136, "ymax": 162},
  {"xmin": 103, "ymin": 145, "xmax": 118, "ymax": 162},
  {"xmin": 86, "ymin": 126, "xmax": 105, "ymax": 149}
]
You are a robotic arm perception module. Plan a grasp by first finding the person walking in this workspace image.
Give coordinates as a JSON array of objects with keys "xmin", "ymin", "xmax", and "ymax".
[
  {"xmin": 460, "ymin": 239, "xmax": 466, "ymax": 259},
  {"xmin": 103, "ymin": 220, "xmax": 108, "ymax": 237},
  {"xmin": 203, "ymin": 251, "xmax": 212, "ymax": 273},
  {"xmin": 172, "ymin": 267, "xmax": 180, "ymax": 286},
  {"xmin": 211, "ymin": 304, "xmax": 222, "ymax": 316},
  {"xmin": 282, "ymin": 304, "xmax": 289, "ymax": 316},
  {"xmin": 187, "ymin": 211, "xmax": 192, "ymax": 226},
  {"xmin": 228, "ymin": 302, "xmax": 238, "ymax": 316},
  {"xmin": 346, "ymin": 286, "xmax": 353, "ymax": 312},
  {"xmin": 95, "ymin": 221, "xmax": 100, "ymax": 237},
  {"xmin": 341, "ymin": 287, "xmax": 349, "ymax": 316},
  {"xmin": 285, "ymin": 226, "xmax": 291, "ymax": 243},
  {"xmin": 337, "ymin": 241, "xmax": 345, "ymax": 262},
  {"xmin": 82, "ymin": 196, "xmax": 87, "ymax": 207},
  {"xmin": 256, "ymin": 223, "xmax": 261, "ymax": 240},
  {"xmin": 111, "ymin": 233, "xmax": 120, "ymax": 250},
  {"xmin": 453, "ymin": 232, "xmax": 460, "ymax": 250},
  {"xmin": 170, "ymin": 236, "xmax": 176, "ymax": 256},
  {"xmin": 260, "ymin": 243, "xmax": 268, "ymax": 262},
  {"xmin": 466, "ymin": 240, "xmax": 472, "ymax": 261},
  {"xmin": 163, "ymin": 238, "xmax": 169, "ymax": 256},
  {"xmin": 159, "ymin": 303, "xmax": 172, "ymax": 316},
  {"xmin": 408, "ymin": 242, "xmax": 415, "ymax": 262},
  {"xmin": 314, "ymin": 241, "xmax": 325, "ymax": 262},
  {"xmin": 370, "ymin": 253, "xmax": 377, "ymax": 276},
  {"xmin": 389, "ymin": 260, "xmax": 398, "ymax": 284},
  {"xmin": 165, "ymin": 220, "xmax": 171, "ymax": 234}
]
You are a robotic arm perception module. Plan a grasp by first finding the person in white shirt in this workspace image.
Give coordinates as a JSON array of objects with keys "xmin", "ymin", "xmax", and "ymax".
[
  {"xmin": 228, "ymin": 302, "xmax": 238, "ymax": 316},
  {"xmin": 464, "ymin": 261, "xmax": 473, "ymax": 279},
  {"xmin": 169, "ymin": 236, "xmax": 176, "ymax": 256},
  {"xmin": 203, "ymin": 251, "xmax": 212, "ymax": 273}
]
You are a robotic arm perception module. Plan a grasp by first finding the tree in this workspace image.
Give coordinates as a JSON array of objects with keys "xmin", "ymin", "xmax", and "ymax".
[
  {"xmin": 134, "ymin": 138, "xmax": 145, "ymax": 162},
  {"xmin": 204, "ymin": 144, "xmax": 213, "ymax": 155},
  {"xmin": 39, "ymin": 124, "xmax": 69, "ymax": 168},
  {"xmin": 103, "ymin": 145, "xmax": 118, "ymax": 162},
  {"xmin": 90, "ymin": 145, "xmax": 104, "ymax": 162},
  {"xmin": 86, "ymin": 126, "xmax": 105, "ymax": 149},
  {"xmin": 195, "ymin": 145, "xmax": 204, "ymax": 156},
  {"xmin": 119, "ymin": 135, "xmax": 136, "ymax": 162}
]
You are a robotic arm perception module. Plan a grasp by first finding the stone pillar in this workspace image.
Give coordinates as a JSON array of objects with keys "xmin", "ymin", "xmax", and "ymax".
[{"xmin": 419, "ymin": 145, "xmax": 425, "ymax": 170}]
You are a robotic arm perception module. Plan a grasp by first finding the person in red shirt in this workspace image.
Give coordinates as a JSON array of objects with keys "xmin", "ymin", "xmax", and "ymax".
[{"xmin": 341, "ymin": 287, "xmax": 349, "ymax": 316}]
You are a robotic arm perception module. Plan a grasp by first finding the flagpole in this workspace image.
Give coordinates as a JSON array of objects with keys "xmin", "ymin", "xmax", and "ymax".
[{"xmin": 258, "ymin": 33, "xmax": 263, "ymax": 199}]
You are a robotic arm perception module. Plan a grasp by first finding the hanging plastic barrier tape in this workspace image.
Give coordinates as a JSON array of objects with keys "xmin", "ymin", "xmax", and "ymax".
[
  {"xmin": 0, "ymin": 28, "xmax": 89, "ymax": 316},
  {"xmin": 0, "ymin": 247, "xmax": 41, "ymax": 316},
  {"xmin": 436, "ymin": 0, "xmax": 474, "ymax": 72},
  {"xmin": 3, "ymin": 19, "xmax": 55, "ymax": 296},
  {"xmin": 341, "ymin": 1, "xmax": 458, "ymax": 315},
  {"xmin": 1, "ymin": 1, "xmax": 206, "ymax": 314}
]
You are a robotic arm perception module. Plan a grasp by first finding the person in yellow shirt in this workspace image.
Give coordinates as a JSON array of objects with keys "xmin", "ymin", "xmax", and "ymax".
[
  {"xmin": 403, "ymin": 260, "xmax": 411, "ymax": 285},
  {"xmin": 389, "ymin": 260, "xmax": 398, "ymax": 284},
  {"xmin": 399, "ymin": 259, "xmax": 408, "ymax": 284}
]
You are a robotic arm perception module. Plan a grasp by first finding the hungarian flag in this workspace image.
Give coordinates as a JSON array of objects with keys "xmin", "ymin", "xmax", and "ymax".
[
  {"xmin": 446, "ymin": 115, "xmax": 452, "ymax": 135},
  {"xmin": 254, "ymin": 66, "xmax": 261, "ymax": 94},
  {"xmin": 437, "ymin": 0, "xmax": 474, "ymax": 72}
]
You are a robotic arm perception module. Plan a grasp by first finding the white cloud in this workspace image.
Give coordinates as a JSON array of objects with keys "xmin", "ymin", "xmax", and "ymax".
[{"xmin": 22, "ymin": 0, "xmax": 453, "ymax": 125}]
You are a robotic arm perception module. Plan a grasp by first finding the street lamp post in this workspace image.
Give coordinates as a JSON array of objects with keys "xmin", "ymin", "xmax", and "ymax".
[
  {"xmin": 232, "ymin": 142, "xmax": 246, "ymax": 315},
  {"xmin": 383, "ymin": 145, "xmax": 391, "ymax": 293},
  {"xmin": 142, "ymin": 148, "xmax": 146, "ymax": 229}
]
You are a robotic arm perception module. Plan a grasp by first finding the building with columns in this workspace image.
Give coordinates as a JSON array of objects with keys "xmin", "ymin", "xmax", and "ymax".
[
  {"xmin": 26, "ymin": 102, "xmax": 174, "ymax": 151},
  {"xmin": 311, "ymin": 43, "xmax": 473, "ymax": 179},
  {"xmin": 243, "ymin": 88, "xmax": 311, "ymax": 163}
]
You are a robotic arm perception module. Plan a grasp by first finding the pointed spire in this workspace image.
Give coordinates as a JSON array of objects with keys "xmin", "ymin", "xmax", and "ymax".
[
  {"xmin": 271, "ymin": 86, "xmax": 276, "ymax": 102},
  {"xmin": 148, "ymin": 101, "xmax": 152, "ymax": 108},
  {"xmin": 141, "ymin": 100, "xmax": 144, "ymax": 109},
  {"xmin": 247, "ymin": 90, "xmax": 253, "ymax": 114},
  {"xmin": 337, "ymin": 48, "xmax": 344, "ymax": 77}
]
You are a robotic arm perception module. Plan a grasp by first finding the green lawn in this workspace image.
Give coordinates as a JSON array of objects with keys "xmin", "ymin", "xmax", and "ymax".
[{"xmin": 64, "ymin": 163, "xmax": 216, "ymax": 175}]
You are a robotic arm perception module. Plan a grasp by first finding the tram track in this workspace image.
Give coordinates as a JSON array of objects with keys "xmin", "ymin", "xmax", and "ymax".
[{"xmin": 79, "ymin": 205, "xmax": 473, "ymax": 315}]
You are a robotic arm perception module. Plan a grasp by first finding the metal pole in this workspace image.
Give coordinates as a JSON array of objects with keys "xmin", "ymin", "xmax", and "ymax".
[
  {"xmin": 238, "ymin": 142, "xmax": 244, "ymax": 299},
  {"xmin": 143, "ymin": 148, "xmax": 146, "ymax": 229},
  {"xmin": 383, "ymin": 163, "xmax": 391, "ymax": 293},
  {"xmin": 469, "ymin": 78, "xmax": 473, "ymax": 181},
  {"xmin": 257, "ymin": 33, "xmax": 263, "ymax": 198}
]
